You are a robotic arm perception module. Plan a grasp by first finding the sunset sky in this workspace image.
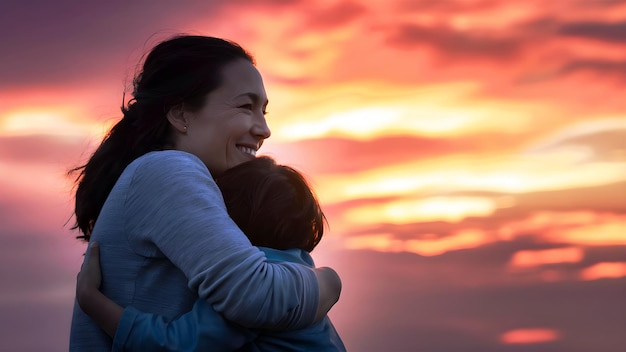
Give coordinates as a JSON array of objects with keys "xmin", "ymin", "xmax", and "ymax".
[{"xmin": 1, "ymin": 0, "xmax": 625, "ymax": 351}]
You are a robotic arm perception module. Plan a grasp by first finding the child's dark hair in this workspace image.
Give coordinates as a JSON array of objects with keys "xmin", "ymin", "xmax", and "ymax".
[{"xmin": 215, "ymin": 157, "xmax": 326, "ymax": 252}]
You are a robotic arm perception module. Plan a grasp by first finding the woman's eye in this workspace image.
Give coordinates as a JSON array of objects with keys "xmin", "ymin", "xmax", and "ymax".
[{"xmin": 239, "ymin": 104, "xmax": 253, "ymax": 110}]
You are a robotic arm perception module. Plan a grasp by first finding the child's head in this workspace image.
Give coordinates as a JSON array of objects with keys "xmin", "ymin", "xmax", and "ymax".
[{"xmin": 215, "ymin": 156, "xmax": 326, "ymax": 252}]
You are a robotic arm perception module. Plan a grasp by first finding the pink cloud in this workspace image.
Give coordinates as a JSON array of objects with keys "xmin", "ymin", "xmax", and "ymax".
[{"xmin": 500, "ymin": 328, "xmax": 561, "ymax": 344}]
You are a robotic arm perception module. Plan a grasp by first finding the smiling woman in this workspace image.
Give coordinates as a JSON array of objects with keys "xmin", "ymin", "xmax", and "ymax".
[
  {"xmin": 68, "ymin": 35, "xmax": 341, "ymax": 351},
  {"xmin": 166, "ymin": 58, "xmax": 271, "ymax": 177}
]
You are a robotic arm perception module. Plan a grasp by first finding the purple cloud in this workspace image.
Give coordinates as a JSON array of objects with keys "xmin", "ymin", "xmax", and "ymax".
[
  {"xmin": 559, "ymin": 21, "xmax": 626, "ymax": 43},
  {"xmin": 387, "ymin": 24, "xmax": 521, "ymax": 59},
  {"xmin": 0, "ymin": 0, "xmax": 228, "ymax": 88},
  {"xmin": 329, "ymin": 245, "xmax": 626, "ymax": 352}
]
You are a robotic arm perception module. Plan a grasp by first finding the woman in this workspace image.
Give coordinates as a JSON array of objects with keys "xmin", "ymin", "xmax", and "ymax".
[
  {"xmin": 69, "ymin": 35, "xmax": 341, "ymax": 351},
  {"xmin": 77, "ymin": 156, "xmax": 346, "ymax": 351}
]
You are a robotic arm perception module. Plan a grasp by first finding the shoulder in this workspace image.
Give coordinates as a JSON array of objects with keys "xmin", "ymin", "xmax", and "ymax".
[
  {"xmin": 259, "ymin": 248, "xmax": 315, "ymax": 267},
  {"xmin": 123, "ymin": 150, "xmax": 219, "ymax": 199},
  {"xmin": 127, "ymin": 150, "xmax": 215, "ymax": 181},
  {"xmin": 132, "ymin": 150, "xmax": 207, "ymax": 172}
]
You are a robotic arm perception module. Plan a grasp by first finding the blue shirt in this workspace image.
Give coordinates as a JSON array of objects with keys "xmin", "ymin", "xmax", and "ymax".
[
  {"xmin": 70, "ymin": 151, "xmax": 319, "ymax": 351},
  {"xmin": 114, "ymin": 248, "xmax": 346, "ymax": 351}
]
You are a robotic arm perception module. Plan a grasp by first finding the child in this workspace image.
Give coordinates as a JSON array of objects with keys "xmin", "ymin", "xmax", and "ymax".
[{"xmin": 76, "ymin": 156, "xmax": 346, "ymax": 351}]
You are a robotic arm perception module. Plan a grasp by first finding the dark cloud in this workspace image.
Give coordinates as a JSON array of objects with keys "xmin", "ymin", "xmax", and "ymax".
[
  {"xmin": 406, "ymin": 0, "xmax": 626, "ymax": 14},
  {"xmin": 519, "ymin": 58, "xmax": 626, "ymax": 84},
  {"xmin": 268, "ymin": 133, "xmax": 528, "ymax": 175},
  {"xmin": 509, "ymin": 181, "xmax": 626, "ymax": 214},
  {"xmin": 387, "ymin": 23, "xmax": 521, "ymax": 59},
  {"xmin": 228, "ymin": 0, "xmax": 302, "ymax": 6},
  {"xmin": 0, "ymin": 1, "xmax": 228, "ymax": 88},
  {"xmin": 347, "ymin": 219, "xmax": 466, "ymax": 240},
  {"xmin": 0, "ymin": 186, "xmax": 75, "ymax": 239},
  {"xmin": 0, "ymin": 230, "xmax": 75, "ymax": 290},
  {"xmin": 0, "ymin": 228, "xmax": 82, "ymax": 352},
  {"xmin": 263, "ymin": 73, "xmax": 316, "ymax": 86},
  {"xmin": 0, "ymin": 176, "xmax": 85, "ymax": 351},
  {"xmin": 0, "ymin": 201, "xmax": 26, "ymax": 234},
  {"xmin": 328, "ymin": 247, "xmax": 626, "ymax": 352},
  {"xmin": 583, "ymin": 245, "xmax": 626, "ymax": 265},
  {"xmin": 395, "ymin": 0, "xmax": 504, "ymax": 13},
  {"xmin": 0, "ymin": 300, "xmax": 74, "ymax": 351},
  {"xmin": 558, "ymin": 21, "xmax": 626, "ymax": 44},
  {"xmin": 559, "ymin": 59, "xmax": 626, "ymax": 80},
  {"xmin": 227, "ymin": 0, "xmax": 365, "ymax": 31},
  {"xmin": 573, "ymin": 0, "xmax": 626, "ymax": 7},
  {"xmin": 269, "ymin": 135, "xmax": 463, "ymax": 174},
  {"xmin": 325, "ymin": 181, "xmax": 626, "ymax": 247},
  {"xmin": 303, "ymin": 1, "xmax": 367, "ymax": 30}
]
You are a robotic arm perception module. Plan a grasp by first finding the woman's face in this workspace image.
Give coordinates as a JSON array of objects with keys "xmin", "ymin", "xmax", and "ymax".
[{"xmin": 175, "ymin": 58, "xmax": 271, "ymax": 176}]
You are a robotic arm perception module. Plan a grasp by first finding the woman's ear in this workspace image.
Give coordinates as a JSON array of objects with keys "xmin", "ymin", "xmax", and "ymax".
[{"xmin": 166, "ymin": 104, "xmax": 188, "ymax": 133}]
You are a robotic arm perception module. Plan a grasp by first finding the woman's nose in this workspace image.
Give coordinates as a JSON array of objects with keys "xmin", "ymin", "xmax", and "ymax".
[{"xmin": 253, "ymin": 114, "xmax": 271, "ymax": 140}]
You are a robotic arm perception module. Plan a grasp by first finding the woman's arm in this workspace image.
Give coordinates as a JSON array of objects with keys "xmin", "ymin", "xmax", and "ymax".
[
  {"xmin": 125, "ymin": 151, "xmax": 340, "ymax": 329},
  {"xmin": 75, "ymin": 242, "xmax": 123, "ymax": 337}
]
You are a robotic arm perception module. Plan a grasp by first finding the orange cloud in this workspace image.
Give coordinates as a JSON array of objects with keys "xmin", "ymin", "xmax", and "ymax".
[
  {"xmin": 404, "ymin": 228, "xmax": 489, "ymax": 256},
  {"xmin": 497, "ymin": 211, "xmax": 626, "ymax": 247},
  {"xmin": 508, "ymin": 247, "xmax": 584, "ymax": 268},
  {"xmin": 0, "ymin": 161, "xmax": 73, "ymax": 200},
  {"xmin": 0, "ymin": 107, "xmax": 91, "ymax": 138},
  {"xmin": 270, "ymin": 81, "xmax": 548, "ymax": 141},
  {"xmin": 579, "ymin": 262, "xmax": 626, "ymax": 280},
  {"xmin": 343, "ymin": 196, "xmax": 497, "ymax": 225},
  {"xmin": 261, "ymin": 135, "xmax": 480, "ymax": 176},
  {"xmin": 500, "ymin": 328, "xmax": 560, "ymax": 344},
  {"xmin": 338, "ymin": 206, "xmax": 626, "ymax": 258},
  {"xmin": 314, "ymin": 150, "xmax": 625, "ymax": 207},
  {"xmin": 343, "ymin": 228, "xmax": 490, "ymax": 256},
  {"xmin": 547, "ymin": 220, "xmax": 626, "ymax": 246},
  {"xmin": 0, "ymin": 88, "xmax": 117, "ymax": 140}
]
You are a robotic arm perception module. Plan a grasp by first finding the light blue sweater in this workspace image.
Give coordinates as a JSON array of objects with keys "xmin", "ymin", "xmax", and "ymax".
[
  {"xmin": 114, "ymin": 248, "xmax": 346, "ymax": 351},
  {"xmin": 70, "ymin": 151, "xmax": 319, "ymax": 351}
]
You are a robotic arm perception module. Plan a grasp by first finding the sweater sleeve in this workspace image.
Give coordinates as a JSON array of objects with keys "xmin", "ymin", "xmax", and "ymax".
[
  {"xmin": 124, "ymin": 151, "xmax": 319, "ymax": 329},
  {"xmin": 112, "ymin": 301, "xmax": 257, "ymax": 352}
]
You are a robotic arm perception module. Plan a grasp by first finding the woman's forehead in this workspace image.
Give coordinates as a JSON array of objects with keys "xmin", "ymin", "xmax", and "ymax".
[{"xmin": 216, "ymin": 59, "xmax": 267, "ymax": 100}]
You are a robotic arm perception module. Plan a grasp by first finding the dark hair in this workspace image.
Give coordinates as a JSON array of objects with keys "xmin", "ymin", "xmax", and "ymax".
[
  {"xmin": 215, "ymin": 157, "xmax": 326, "ymax": 252},
  {"xmin": 70, "ymin": 35, "xmax": 254, "ymax": 240}
]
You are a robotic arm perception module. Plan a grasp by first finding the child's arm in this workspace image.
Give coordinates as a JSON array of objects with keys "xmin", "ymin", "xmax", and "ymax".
[
  {"xmin": 75, "ymin": 242, "xmax": 123, "ymax": 337},
  {"xmin": 76, "ymin": 242, "xmax": 257, "ymax": 351},
  {"xmin": 115, "ymin": 300, "xmax": 256, "ymax": 351}
]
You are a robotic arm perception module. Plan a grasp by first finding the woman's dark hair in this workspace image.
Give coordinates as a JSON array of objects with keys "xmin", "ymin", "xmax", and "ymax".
[
  {"xmin": 70, "ymin": 35, "xmax": 254, "ymax": 240},
  {"xmin": 215, "ymin": 157, "xmax": 326, "ymax": 253}
]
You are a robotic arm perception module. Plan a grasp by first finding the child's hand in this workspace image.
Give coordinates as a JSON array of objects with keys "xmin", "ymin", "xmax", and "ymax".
[
  {"xmin": 74, "ymin": 241, "xmax": 123, "ymax": 337},
  {"xmin": 76, "ymin": 242, "xmax": 102, "ymax": 309}
]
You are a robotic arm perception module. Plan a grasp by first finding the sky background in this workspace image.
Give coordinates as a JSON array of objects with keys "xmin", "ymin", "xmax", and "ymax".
[{"xmin": 1, "ymin": 0, "xmax": 625, "ymax": 351}]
